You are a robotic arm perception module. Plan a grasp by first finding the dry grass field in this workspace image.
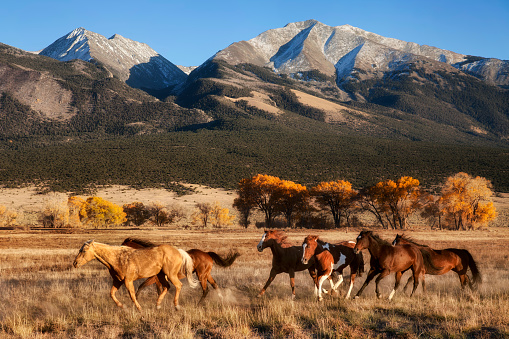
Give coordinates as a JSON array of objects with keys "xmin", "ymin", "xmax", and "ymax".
[{"xmin": 1, "ymin": 226, "xmax": 508, "ymax": 338}]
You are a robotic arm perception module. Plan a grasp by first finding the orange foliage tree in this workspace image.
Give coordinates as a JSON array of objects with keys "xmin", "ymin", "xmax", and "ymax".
[
  {"xmin": 361, "ymin": 176, "xmax": 423, "ymax": 229},
  {"xmin": 439, "ymin": 172, "xmax": 497, "ymax": 230},
  {"xmin": 234, "ymin": 174, "xmax": 283, "ymax": 227},
  {"xmin": 123, "ymin": 202, "xmax": 150, "ymax": 227},
  {"xmin": 275, "ymin": 180, "xmax": 309, "ymax": 228},
  {"xmin": 311, "ymin": 180, "xmax": 357, "ymax": 228}
]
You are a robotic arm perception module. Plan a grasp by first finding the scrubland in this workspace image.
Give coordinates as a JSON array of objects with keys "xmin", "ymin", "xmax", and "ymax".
[{"xmin": 0, "ymin": 227, "xmax": 508, "ymax": 338}]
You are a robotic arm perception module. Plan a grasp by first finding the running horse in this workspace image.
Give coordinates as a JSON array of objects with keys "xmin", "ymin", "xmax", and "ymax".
[
  {"xmin": 392, "ymin": 234, "xmax": 481, "ymax": 291},
  {"xmin": 301, "ymin": 235, "xmax": 365, "ymax": 300},
  {"xmin": 353, "ymin": 231, "xmax": 425, "ymax": 300},
  {"xmin": 257, "ymin": 230, "xmax": 322, "ymax": 299},
  {"xmin": 72, "ymin": 240, "xmax": 198, "ymax": 311},
  {"xmin": 121, "ymin": 237, "xmax": 240, "ymax": 304}
]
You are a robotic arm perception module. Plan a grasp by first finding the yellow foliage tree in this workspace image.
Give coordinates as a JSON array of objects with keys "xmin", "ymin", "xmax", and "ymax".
[
  {"xmin": 275, "ymin": 180, "xmax": 309, "ymax": 228},
  {"xmin": 81, "ymin": 197, "xmax": 126, "ymax": 228},
  {"xmin": 210, "ymin": 201, "xmax": 236, "ymax": 228},
  {"xmin": 68, "ymin": 196, "xmax": 86, "ymax": 227},
  {"xmin": 311, "ymin": 180, "xmax": 356, "ymax": 228},
  {"xmin": 440, "ymin": 172, "xmax": 497, "ymax": 230}
]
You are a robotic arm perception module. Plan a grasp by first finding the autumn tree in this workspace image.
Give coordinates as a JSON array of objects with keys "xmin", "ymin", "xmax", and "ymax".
[
  {"xmin": 0, "ymin": 205, "xmax": 18, "ymax": 227},
  {"xmin": 148, "ymin": 202, "xmax": 185, "ymax": 227},
  {"xmin": 81, "ymin": 197, "xmax": 126, "ymax": 228},
  {"xmin": 192, "ymin": 202, "xmax": 213, "ymax": 228},
  {"xmin": 275, "ymin": 180, "xmax": 309, "ymax": 228},
  {"xmin": 439, "ymin": 172, "xmax": 497, "ymax": 230},
  {"xmin": 123, "ymin": 202, "xmax": 150, "ymax": 227},
  {"xmin": 233, "ymin": 197, "xmax": 252, "ymax": 228},
  {"xmin": 210, "ymin": 201, "xmax": 236, "ymax": 228},
  {"xmin": 311, "ymin": 180, "xmax": 357, "ymax": 229},
  {"xmin": 68, "ymin": 196, "xmax": 86, "ymax": 227},
  {"xmin": 360, "ymin": 176, "xmax": 424, "ymax": 229},
  {"xmin": 41, "ymin": 196, "xmax": 69, "ymax": 228},
  {"xmin": 235, "ymin": 174, "xmax": 283, "ymax": 227}
]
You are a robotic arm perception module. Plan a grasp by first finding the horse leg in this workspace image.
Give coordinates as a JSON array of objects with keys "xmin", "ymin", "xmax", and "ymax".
[
  {"xmin": 166, "ymin": 273, "xmax": 183, "ymax": 311},
  {"xmin": 317, "ymin": 273, "xmax": 330, "ymax": 301},
  {"xmin": 403, "ymin": 275, "xmax": 413, "ymax": 293},
  {"xmin": 155, "ymin": 273, "xmax": 170, "ymax": 309},
  {"xmin": 374, "ymin": 269, "xmax": 391, "ymax": 299},
  {"xmin": 289, "ymin": 270, "xmax": 297, "ymax": 300},
  {"xmin": 136, "ymin": 276, "xmax": 161, "ymax": 298},
  {"xmin": 258, "ymin": 268, "xmax": 278, "ymax": 297},
  {"xmin": 388, "ymin": 271, "xmax": 402, "ymax": 300},
  {"xmin": 207, "ymin": 274, "xmax": 223, "ymax": 299},
  {"xmin": 125, "ymin": 279, "xmax": 142, "ymax": 311},
  {"xmin": 197, "ymin": 275, "xmax": 209, "ymax": 305},
  {"xmin": 110, "ymin": 278, "xmax": 124, "ymax": 308},
  {"xmin": 345, "ymin": 273, "xmax": 355, "ymax": 299},
  {"xmin": 354, "ymin": 268, "xmax": 380, "ymax": 298},
  {"xmin": 409, "ymin": 269, "xmax": 422, "ymax": 297}
]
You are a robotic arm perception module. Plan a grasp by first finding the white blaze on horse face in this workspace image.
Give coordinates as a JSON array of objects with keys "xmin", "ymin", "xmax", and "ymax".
[
  {"xmin": 257, "ymin": 233, "xmax": 266, "ymax": 252},
  {"xmin": 301, "ymin": 243, "xmax": 308, "ymax": 263}
]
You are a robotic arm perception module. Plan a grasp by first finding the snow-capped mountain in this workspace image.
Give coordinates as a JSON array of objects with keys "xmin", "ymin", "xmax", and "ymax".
[
  {"xmin": 39, "ymin": 28, "xmax": 187, "ymax": 90},
  {"xmin": 213, "ymin": 20, "xmax": 508, "ymax": 87}
]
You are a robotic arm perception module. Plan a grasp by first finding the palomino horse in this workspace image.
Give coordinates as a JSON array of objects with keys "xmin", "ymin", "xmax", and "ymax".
[
  {"xmin": 353, "ymin": 231, "xmax": 425, "ymax": 300},
  {"xmin": 301, "ymin": 235, "xmax": 365, "ymax": 300},
  {"xmin": 257, "ymin": 230, "xmax": 321, "ymax": 299},
  {"xmin": 392, "ymin": 234, "xmax": 482, "ymax": 291},
  {"xmin": 73, "ymin": 240, "xmax": 197, "ymax": 311},
  {"xmin": 121, "ymin": 237, "xmax": 240, "ymax": 304}
]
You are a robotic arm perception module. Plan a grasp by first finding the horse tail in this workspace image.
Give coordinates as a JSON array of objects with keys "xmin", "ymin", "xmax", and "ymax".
[
  {"xmin": 207, "ymin": 250, "xmax": 240, "ymax": 268},
  {"xmin": 355, "ymin": 252, "xmax": 365, "ymax": 277},
  {"xmin": 178, "ymin": 249, "xmax": 199, "ymax": 288},
  {"xmin": 464, "ymin": 250, "xmax": 482, "ymax": 289}
]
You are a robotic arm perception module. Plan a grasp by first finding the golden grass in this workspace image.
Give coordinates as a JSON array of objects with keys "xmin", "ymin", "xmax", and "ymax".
[{"xmin": 1, "ymin": 227, "xmax": 508, "ymax": 338}]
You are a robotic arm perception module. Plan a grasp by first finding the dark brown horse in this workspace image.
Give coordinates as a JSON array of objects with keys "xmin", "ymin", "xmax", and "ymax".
[
  {"xmin": 301, "ymin": 235, "xmax": 364, "ymax": 300},
  {"xmin": 121, "ymin": 238, "xmax": 240, "ymax": 304},
  {"xmin": 392, "ymin": 234, "xmax": 482, "ymax": 291},
  {"xmin": 353, "ymin": 231, "xmax": 425, "ymax": 300},
  {"xmin": 257, "ymin": 230, "xmax": 320, "ymax": 299},
  {"xmin": 73, "ymin": 240, "xmax": 197, "ymax": 311}
]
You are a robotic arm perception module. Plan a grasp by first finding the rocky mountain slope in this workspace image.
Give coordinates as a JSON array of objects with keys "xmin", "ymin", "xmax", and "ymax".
[{"xmin": 39, "ymin": 27, "xmax": 187, "ymax": 91}]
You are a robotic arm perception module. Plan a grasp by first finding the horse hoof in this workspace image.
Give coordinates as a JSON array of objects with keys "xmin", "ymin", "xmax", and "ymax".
[
  {"xmin": 291, "ymin": 295, "xmax": 296, "ymax": 301},
  {"xmin": 156, "ymin": 305, "xmax": 162, "ymax": 310},
  {"xmin": 175, "ymin": 305, "xmax": 181, "ymax": 311}
]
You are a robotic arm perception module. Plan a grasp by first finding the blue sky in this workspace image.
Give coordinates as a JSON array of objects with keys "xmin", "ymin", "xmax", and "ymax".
[{"xmin": 1, "ymin": 0, "xmax": 508, "ymax": 66}]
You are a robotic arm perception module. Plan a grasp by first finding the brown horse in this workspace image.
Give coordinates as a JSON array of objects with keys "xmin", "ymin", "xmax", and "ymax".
[
  {"xmin": 121, "ymin": 237, "xmax": 240, "ymax": 304},
  {"xmin": 301, "ymin": 235, "xmax": 364, "ymax": 300},
  {"xmin": 72, "ymin": 240, "xmax": 197, "ymax": 311},
  {"xmin": 257, "ymin": 230, "xmax": 319, "ymax": 299},
  {"xmin": 353, "ymin": 231, "xmax": 425, "ymax": 300},
  {"xmin": 392, "ymin": 234, "xmax": 482, "ymax": 291}
]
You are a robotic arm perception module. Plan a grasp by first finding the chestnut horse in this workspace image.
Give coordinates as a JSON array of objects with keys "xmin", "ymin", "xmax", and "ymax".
[
  {"xmin": 301, "ymin": 235, "xmax": 364, "ymax": 300},
  {"xmin": 392, "ymin": 234, "xmax": 481, "ymax": 291},
  {"xmin": 353, "ymin": 231, "xmax": 425, "ymax": 300},
  {"xmin": 73, "ymin": 240, "xmax": 197, "ymax": 311},
  {"xmin": 121, "ymin": 237, "xmax": 240, "ymax": 304},
  {"xmin": 257, "ymin": 230, "xmax": 321, "ymax": 299}
]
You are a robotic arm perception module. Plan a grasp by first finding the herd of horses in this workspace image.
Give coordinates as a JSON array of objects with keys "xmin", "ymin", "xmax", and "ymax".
[{"xmin": 72, "ymin": 230, "xmax": 481, "ymax": 311}]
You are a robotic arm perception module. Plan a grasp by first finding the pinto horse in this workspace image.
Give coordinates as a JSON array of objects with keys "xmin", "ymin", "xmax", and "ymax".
[
  {"xmin": 121, "ymin": 238, "xmax": 240, "ymax": 304},
  {"xmin": 353, "ymin": 231, "xmax": 425, "ymax": 300},
  {"xmin": 73, "ymin": 240, "xmax": 197, "ymax": 311},
  {"xmin": 301, "ymin": 235, "xmax": 364, "ymax": 300},
  {"xmin": 257, "ymin": 230, "xmax": 321, "ymax": 299},
  {"xmin": 392, "ymin": 234, "xmax": 482, "ymax": 291}
]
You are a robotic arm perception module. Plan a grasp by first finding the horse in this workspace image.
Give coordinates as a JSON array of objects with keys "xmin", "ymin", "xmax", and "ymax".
[
  {"xmin": 301, "ymin": 235, "xmax": 365, "ymax": 300},
  {"xmin": 353, "ymin": 231, "xmax": 425, "ymax": 300},
  {"xmin": 72, "ymin": 240, "xmax": 198, "ymax": 311},
  {"xmin": 121, "ymin": 237, "xmax": 240, "ymax": 304},
  {"xmin": 392, "ymin": 234, "xmax": 482, "ymax": 291},
  {"xmin": 257, "ymin": 230, "xmax": 322, "ymax": 299}
]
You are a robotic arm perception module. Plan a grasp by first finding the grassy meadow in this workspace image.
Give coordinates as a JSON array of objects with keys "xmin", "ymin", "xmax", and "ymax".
[{"xmin": 0, "ymin": 227, "xmax": 508, "ymax": 338}]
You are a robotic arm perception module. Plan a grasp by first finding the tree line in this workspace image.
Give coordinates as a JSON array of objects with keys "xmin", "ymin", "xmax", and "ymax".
[{"xmin": 233, "ymin": 173, "xmax": 497, "ymax": 230}]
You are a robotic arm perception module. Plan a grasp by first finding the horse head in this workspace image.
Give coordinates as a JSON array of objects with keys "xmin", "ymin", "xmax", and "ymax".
[
  {"xmin": 73, "ymin": 240, "xmax": 95, "ymax": 268},
  {"xmin": 301, "ymin": 235, "xmax": 319, "ymax": 264},
  {"xmin": 257, "ymin": 230, "xmax": 270, "ymax": 252},
  {"xmin": 353, "ymin": 231, "xmax": 372, "ymax": 254}
]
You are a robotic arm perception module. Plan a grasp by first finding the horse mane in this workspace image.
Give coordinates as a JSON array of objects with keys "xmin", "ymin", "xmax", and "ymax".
[
  {"xmin": 316, "ymin": 238, "xmax": 328, "ymax": 247},
  {"xmin": 122, "ymin": 237, "xmax": 158, "ymax": 248},
  {"xmin": 368, "ymin": 232, "xmax": 392, "ymax": 247},
  {"xmin": 269, "ymin": 230, "xmax": 292, "ymax": 248},
  {"xmin": 399, "ymin": 235, "xmax": 429, "ymax": 248}
]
